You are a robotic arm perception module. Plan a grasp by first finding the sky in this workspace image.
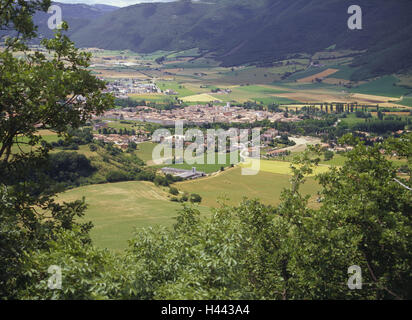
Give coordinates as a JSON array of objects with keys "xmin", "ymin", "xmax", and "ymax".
[{"xmin": 56, "ymin": 0, "xmax": 175, "ymax": 7}]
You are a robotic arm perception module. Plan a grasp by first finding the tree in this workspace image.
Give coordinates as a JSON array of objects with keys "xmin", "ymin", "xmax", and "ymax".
[
  {"xmin": 0, "ymin": 25, "xmax": 112, "ymax": 162},
  {"xmin": 189, "ymin": 193, "xmax": 202, "ymax": 204},
  {"xmin": 323, "ymin": 150, "xmax": 334, "ymax": 161},
  {"xmin": 0, "ymin": 0, "xmax": 113, "ymax": 298},
  {"xmin": 128, "ymin": 141, "xmax": 137, "ymax": 150}
]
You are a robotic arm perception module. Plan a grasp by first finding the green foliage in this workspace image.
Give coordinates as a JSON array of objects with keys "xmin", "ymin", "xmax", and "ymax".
[
  {"xmin": 189, "ymin": 193, "xmax": 202, "ymax": 204},
  {"xmin": 0, "ymin": 1, "xmax": 113, "ymax": 299},
  {"xmin": 17, "ymin": 134, "xmax": 412, "ymax": 300},
  {"xmin": 19, "ymin": 228, "xmax": 128, "ymax": 300},
  {"xmin": 106, "ymin": 170, "xmax": 130, "ymax": 183},
  {"xmin": 89, "ymin": 144, "xmax": 98, "ymax": 152},
  {"xmin": 47, "ymin": 152, "xmax": 95, "ymax": 184},
  {"xmin": 352, "ymin": 119, "xmax": 407, "ymax": 134},
  {"xmin": 169, "ymin": 187, "xmax": 179, "ymax": 196},
  {"xmin": 323, "ymin": 150, "xmax": 334, "ymax": 161},
  {"xmin": 0, "ymin": 186, "xmax": 92, "ymax": 299}
]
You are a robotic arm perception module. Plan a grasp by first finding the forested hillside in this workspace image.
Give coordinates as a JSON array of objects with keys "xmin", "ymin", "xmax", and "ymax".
[
  {"xmin": 68, "ymin": 0, "xmax": 412, "ymax": 81},
  {"xmin": 0, "ymin": 2, "xmax": 118, "ymax": 41}
]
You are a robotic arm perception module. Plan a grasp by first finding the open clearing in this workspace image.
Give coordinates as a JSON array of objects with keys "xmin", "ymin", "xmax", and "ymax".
[{"xmin": 58, "ymin": 181, "xmax": 211, "ymax": 251}]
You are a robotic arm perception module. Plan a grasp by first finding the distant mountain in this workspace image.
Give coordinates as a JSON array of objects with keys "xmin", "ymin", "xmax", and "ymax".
[
  {"xmin": 0, "ymin": 2, "xmax": 118, "ymax": 41},
  {"xmin": 68, "ymin": 0, "xmax": 412, "ymax": 81},
  {"xmin": 4, "ymin": 0, "xmax": 411, "ymax": 81},
  {"xmin": 90, "ymin": 4, "xmax": 120, "ymax": 12},
  {"xmin": 32, "ymin": 2, "xmax": 119, "ymax": 39}
]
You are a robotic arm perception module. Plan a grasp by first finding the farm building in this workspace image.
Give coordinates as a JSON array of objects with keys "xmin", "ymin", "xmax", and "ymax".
[{"xmin": 161, "ymin": 167, "xmax": 206, "ymax": 180}]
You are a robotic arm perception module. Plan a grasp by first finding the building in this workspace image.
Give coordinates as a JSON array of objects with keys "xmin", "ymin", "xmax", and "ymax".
[{"xmin": 161, "ymin": 167, "xmax": 206, "ymax": 180}]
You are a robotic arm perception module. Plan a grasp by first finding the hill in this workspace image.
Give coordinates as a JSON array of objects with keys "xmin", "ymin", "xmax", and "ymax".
[
  {"xmin": 68, "ymin": 0, "xmax": 412, "ymax": 81},
  {"xmin": 0, "ymin": 2, "xmax": 118, "ymax": 41}
]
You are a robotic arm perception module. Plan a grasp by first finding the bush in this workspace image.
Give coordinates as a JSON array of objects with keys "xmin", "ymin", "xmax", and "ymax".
[
  {"xmin": 63, "ymin": 143, "xmax": 79, "ymax": 150},
  {"xmin": 324, "ymin": 150, "xmax": 334, "ymax": 161},
  {"xmin": 47, "ymin": 152, "xmax": 95, "ymax": 184},
  {"xmin": 154, "ymin": 176, "xmax": 169, "ymax": 187},
  {"xmin": 190, "ymin": 193, "xmax": 202, "ymax": 204},
  {"xmin": 89, "ymin": 144, "xmax": 97, "ymax": 152},
  {"xmin": 106, "ymin": 171, "xmax": 129, "ymax": 183},
  {"xmin": 180, "ymin": 193, "xmax": 189, "ymax": 202},
  {"xmin": 169, "ymin": 187, "xmax": 179, "ymax": 196}
]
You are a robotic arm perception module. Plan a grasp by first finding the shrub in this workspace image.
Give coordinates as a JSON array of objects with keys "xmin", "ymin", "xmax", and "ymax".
[
  {"xmin": 89, "ymin": 144, "xmax": 97, "ymax": 152},
  {"xmin": 190, "ymin": 193, "xmax": 202, "ymax": 203},
  {"xmin": 169, "ymin": 187, "xmax": 179, "ymax": 196},
  {"xmin": 106, "ymin": 171, "xmax": 129, "ymax": 183},
  {"xmin": 180, "ymin": 193, "xmax": 189, "ymax": 202},
  {"xmin": 324, "ymin": 150, "xmax": 334, "ymax": 161},
  {"xmin": 154, "ymin": 176, "xmax": 170, "ymax": 187}
]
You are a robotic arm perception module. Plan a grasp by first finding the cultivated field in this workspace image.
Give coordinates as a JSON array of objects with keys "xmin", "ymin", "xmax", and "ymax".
[
  {"xmin": 297, "ymin": 68, "xmax": 339, "ymax": 83},
  {"xmin": 181, "ymin": 93, "xmax": 222, "ymax": 103}
]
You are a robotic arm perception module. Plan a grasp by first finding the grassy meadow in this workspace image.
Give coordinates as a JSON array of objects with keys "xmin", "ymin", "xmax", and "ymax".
[
  {"xmin": 58, "ymin": 181, "xmax": 211, "ymax": 251},
  {"xmin": 176, "ymin": 167, "xmax": 321, "ymax": 208}
]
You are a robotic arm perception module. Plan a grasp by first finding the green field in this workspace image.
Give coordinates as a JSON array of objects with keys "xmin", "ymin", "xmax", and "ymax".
[
  {"xmin": 58, "ymin": 181, "xmax": 211, "ymax": 251},
  {"xmin": 398, "ymin": 97, "xmax": 412, "ymax": 107},
  {"xmin": 287, "ymin": 66, "xmax": 329, "ymax": 81},
  {"xmin": 136, "ymin": 142, "xmax": 157, "ymax": 162},
  {"xmin": 350, "ymin": 76, "xmax": 412, "ymax": 98},
  {"xmin": 241, "ymin": 159, "xmax": 330, "ymax": 176},
  {"xmin": 338, "ymin": 114, "xmax": 369, "ymax": 126},
  {"xmin": 156, "ymin": 80, "xmax": 195, "ymax": 97},
  {"xmin": 236, "ymin": 85, "xmax": 289, "ymax": 95},
  {"xmin": 137, "ymin": 142, "xmax": 240, "ymax": 173},
  {"xmin": 252, "ymin": 96, "xmax": 299, "ymax": 105},
  {"xmin": 57, "ymin": 160, "xmax": 324, "ymax": 251},
  {"xmin": 177, "ymin": 167, "xmax": 320, "ymax": 208},
  {"xmin": 328, "ymin": 64, "xmax": 357, "ymax": 80},
  {"xmin": 129, "ymin": 93, "xmax": 174, "ymax": 103}
]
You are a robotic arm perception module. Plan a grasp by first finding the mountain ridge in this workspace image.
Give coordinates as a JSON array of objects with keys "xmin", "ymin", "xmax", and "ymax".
[
  {"xmin": 68, "ymin": 0, "xmax": 412, "ymax": 81},
  {"xmin": 3, "ymin": 0, "xmax": 411, "ymax": 81}
]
